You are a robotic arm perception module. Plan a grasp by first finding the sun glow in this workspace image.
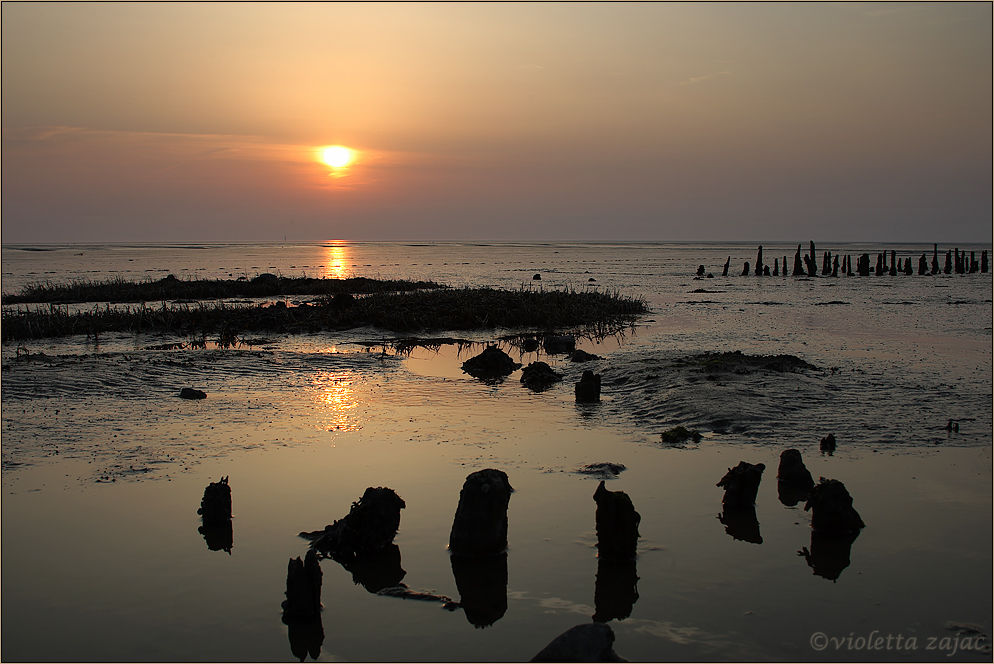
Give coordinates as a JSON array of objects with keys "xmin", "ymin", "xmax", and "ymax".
[{"xmin": 320, "ymin": 146, "xmax": 352, "ymax": 168}]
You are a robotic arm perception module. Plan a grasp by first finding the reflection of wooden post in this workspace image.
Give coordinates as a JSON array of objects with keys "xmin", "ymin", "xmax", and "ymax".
[
  {"xmin": 451, "ymin": 552, "xmax": 508, "ymax": 628},
  {"xmin": 593, "ymin": 481, "xmax": 641, "ymax": 562},
  {"xmin": 449, "ymin": 469, "xmax": 513, "ymax": 556},
  {"xmin": 593, "ymin": 558, "xmax": 639, "ymax": 622}
]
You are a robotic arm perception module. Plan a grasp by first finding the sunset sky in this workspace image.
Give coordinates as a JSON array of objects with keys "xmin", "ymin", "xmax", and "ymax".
[{"xmin": 2, "ymin": 2, "xmax": 990, "ymax": 243}]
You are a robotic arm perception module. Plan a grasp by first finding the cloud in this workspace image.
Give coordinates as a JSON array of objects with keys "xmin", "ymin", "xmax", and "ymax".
[{"xmin": 678, "ymin": 70, "xmax": 732, "ymax": 86}]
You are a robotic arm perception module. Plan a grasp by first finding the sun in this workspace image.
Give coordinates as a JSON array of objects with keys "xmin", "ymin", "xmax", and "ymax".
[{"xmin": 320, "ymin": 146, "xmax": 352, "ymax": 168}]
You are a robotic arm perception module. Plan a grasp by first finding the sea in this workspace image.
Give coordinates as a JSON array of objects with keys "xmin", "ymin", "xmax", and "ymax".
[{"xmin": 1, "ymin": 240, "xmax": 991, "ymax": 662}]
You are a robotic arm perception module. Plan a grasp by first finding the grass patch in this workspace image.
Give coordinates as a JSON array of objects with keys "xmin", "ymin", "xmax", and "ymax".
[
  {"xmin": 2, "ymin": 285, "xmax": 649, "ymax": 343},
  {"xmin": 2, "ymin": 274, "xmax": 445, "ymax": 305}
]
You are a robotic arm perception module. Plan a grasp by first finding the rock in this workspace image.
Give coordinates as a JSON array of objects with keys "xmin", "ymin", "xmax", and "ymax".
[
  {"xmin": 300, "ymin": 487, "xmax": 406, "ymax": 559},
  {"xmin": 716, "ymin": 461, "xmax": 765, "ymax": 508},
  {"xmin": 805, "ymin": 478, "xmax": 865, "ymax": 535},
  {"xmin": 570, "ymin": 349, "xmax": 600, "ymax": 362},
  {"xmin": 533, "ymin": 273, "xmax": 542, "ymax": 280},
  {"xmin": 180, "ymin": 387, "xmax": 207, "ymax": 400},
  {"xmin": 575, "ymin": 370, "xmax": 601, "ymax": 403},
  {"xmin": 820, "ymin": 433, "xmax": 836, "ymax": 452},
  {"xmin": 531, "ymin": 623, "xmax": 626, "ymax": 662},
  {"xmin": 576, "ymin": 462, "xmax": 626, "ymax": 479},
  {"xmin": 593, "ymin": 480, "xmax": 641, "ymax": 561},
  {"xmin": 282, "ymin": 549, "xmax": 323, "ymax": 619},
  {"xmin": 197, "ymin": 476, "xmax": 232, "ymax": 523},
  {"xmin": 520, "ymin": 362, "xmax": 563, "ymax": 391},
  {"xmin": 461, "ymin": 346, "xmax": 521, "ymax": 381},
  {"xmin": 543, "ymin": 335, "xmax": 576, "ymax": 355},
  {"xmin": 521, "ymin": 337, "xmax": 540, "ymax": 352},
  {"xmin": 449, "ymin": 469, "xmax": 513, "ymax": 556}
]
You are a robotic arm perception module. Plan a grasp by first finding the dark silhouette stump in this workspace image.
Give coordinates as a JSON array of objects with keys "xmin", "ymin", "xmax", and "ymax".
[
  {"xmin": 300, "ymin": 487, "xmax": 406, "ymax": 559},
  {"xmin": 593, "ymin": 480, "xmax": 641, "ymax": 562},
  {"xmin": 777, "ymin": 449, "xmax": 814, "ymax": 507},
  {"xmin": 449, "ymin": 469, "xmax": 513, "ymax": 556},
  {"xmin": 198, "ymin": 476, "xmax": 232, "ymax": 523},
  {"xmin": 716, "ymin": 461, "xmax": 765, "ymax": 508},
  {"xmin": 805, "ymin": 478, "xmax": 865, "ymax": 536},
  {"xmin": 576, "ymin": 370, "xmax": 601, "ymax": 403},
  {"xmin": 282, "ymin": 549, "xmax": 323, "ymax": 619}
]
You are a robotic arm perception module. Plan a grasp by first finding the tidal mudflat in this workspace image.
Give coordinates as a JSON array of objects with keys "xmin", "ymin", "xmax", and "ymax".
[{"xmin": 2, "ymin": 241, "xmax": 991, "ymax": 662}]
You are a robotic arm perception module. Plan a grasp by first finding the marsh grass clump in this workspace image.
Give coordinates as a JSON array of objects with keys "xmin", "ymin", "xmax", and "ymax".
[
  {"xmin": 2, "ymin": 275, "xmax": 446, "ymax": 305},
  {"xmin": 669, "ymin": 351, "xmax": 818, "ymax": 374},
  {"xmin": 660, "ymin": 426, "xmax": 702, "ymax": 445},
  {"xmin": 2, "ymin": 285, "xmax": 649, "ymax": 342}
]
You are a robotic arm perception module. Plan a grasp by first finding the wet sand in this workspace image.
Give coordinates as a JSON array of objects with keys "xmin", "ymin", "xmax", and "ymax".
[{"xmin": 2, "ymin": 341, "xmax": 991, "ymax": 662}]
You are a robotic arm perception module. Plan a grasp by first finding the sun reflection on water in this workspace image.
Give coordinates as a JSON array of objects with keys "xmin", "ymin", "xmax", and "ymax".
[
  {"xmin": 313, "ymin": 370, "xmax": 363, "ymax": 432},
  {"xmin": 324, "ymin": 241, "xmax": 351, "ymax": 280}
]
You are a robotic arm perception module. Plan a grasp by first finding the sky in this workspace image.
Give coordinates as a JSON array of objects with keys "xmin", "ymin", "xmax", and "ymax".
[{"xmin": 2, "ymin": 2, "xmax": 991, "ymax": 243}]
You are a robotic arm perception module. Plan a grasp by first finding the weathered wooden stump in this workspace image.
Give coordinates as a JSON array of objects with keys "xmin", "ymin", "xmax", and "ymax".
[
  {"xmin": 820, "ymin": 433, "xmax": 836, "ymax": 452},
  {"xmin": 198, "ymin": 476, "xmax": 232, "ymax": 523},
  {"xmin": 722, "ymin": 256, "xmax": 730, "ymax": 276},
  {"xmin": 777, "ymin": 449, "xmax": 814, "ymax": 506},
  {"xmin": 804, "ymin": 478, "xmax": 865, "ymax": 535},
  {"xmin": 982, "ymin": 250, "xmax": 989, "ymax": 273},
  {"xmin": 282, "ymin": 549, "xmax": 323, "ymax": 619},
  {"xmin": 300, "ymin": 487, "xmax": 406, "ymax": 559},
  {"xmin": 696, "ymin": 265, "xmax": 705, "ymax": 276},
  {"xmin": 575, "ymin": 370, "xmax": 601, "ymax": 403},
  {"xmin": 918, "ymin": 253, "xmax": 928, "ymax": 275},
  {"xmin": 772, "ymin": 258, "xmax": 779, "ymax": 276},
  {"xmin": 808, "ymin": 241, "xmax": 818, "ymax": 276},
  {"xmin": 858, "ymin": 253, "xmax": 870, "ymax": 276},
  {"xmin": 831, "ymin": 255, "xmax": 839, "ymax": 277},
  {"xmin": 593, "ymin": 480, "xmax": 641, "ymax": 561},
  {"xmin": 944, "ymin": 250, "xmax": 952, "ymax": 274},
  {"xmin": 793, "ymin": 245, "xmax": 805, "ymax": 276},
  {"xmin": 755, "ymin": 246, "xmax": 764, "ymax": 275},
  {"xmin": 449, "ymin": 469, "xmax": 513, "ymax": 556},
  {"xmin": 741, "ymin": 261, "xmax": 750, "ymax": 276},
  {"xmin": 716, "ymin": 461, "xmax": 765, "ymax": 508}
]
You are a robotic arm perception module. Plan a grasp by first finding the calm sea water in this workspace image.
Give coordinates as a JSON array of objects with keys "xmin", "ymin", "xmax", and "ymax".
[{"xmin": 2, "ymin": 241, "xmax": 992, "ymax": 662}]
